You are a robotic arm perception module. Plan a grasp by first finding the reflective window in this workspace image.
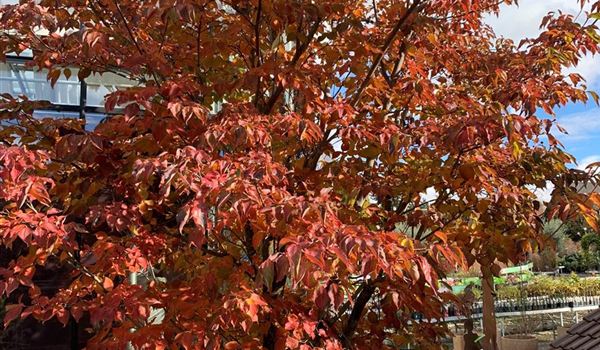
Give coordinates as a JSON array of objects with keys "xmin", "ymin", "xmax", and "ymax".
[
  {"xmin": 32, "ymin": 110, "xmax": 107, "ymax": 131},
  {"xmin": 85, "ymin": 72, "xmax": 134, "ymax": 107},
  {"xmin": 0, "ymin": 62, "xmax": 135, "ymax": 108},
  {"xmin": 0, "ymin": 62, "xmax": 80, "ymax": 105}
]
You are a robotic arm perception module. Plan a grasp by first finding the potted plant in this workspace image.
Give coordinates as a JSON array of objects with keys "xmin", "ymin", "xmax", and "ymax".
[
  {"xmin": 453, "ymin": 333, "xmax": 465, "ymax": 350},
  {"xmin": 453, "ymin": 319, "xmax": 484, "ymax": 350},
  {"xmin": 500, "ymin": 335, "xmax": 538, "ymax": 350},
  {"xmin": 499, "ymin": 275, "xmax": 538, "ymax": 350}
]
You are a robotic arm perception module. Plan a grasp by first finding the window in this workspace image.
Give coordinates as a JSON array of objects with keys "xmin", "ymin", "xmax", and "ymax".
[
  {"xmin": 32, "ymin": 110, "xmax": 107, "ymax": 131},
  {"xmin": 0, "ymin": 62, "xmax": 79, "ymax": 105},
  {"xmin": 1, "ymin": 55, "xmax": 136, "ymax": 129}
]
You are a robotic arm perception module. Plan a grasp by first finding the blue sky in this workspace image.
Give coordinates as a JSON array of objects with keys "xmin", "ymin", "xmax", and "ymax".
[
  {"xmin": 479, "ymin": 1, "xmax": 600, "ymax": 201},
  {"xmin": 486, "ymin": 0, "xmax": 600, "ymax": 171},
  {"xmin": 486, "ymin": 0, "xmax": 600, "ymax": 201}
]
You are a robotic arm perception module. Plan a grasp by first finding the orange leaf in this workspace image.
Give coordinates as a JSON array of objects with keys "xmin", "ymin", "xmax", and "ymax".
[{"xmin": 102, "ymin": 277, "xmax": 114, "ymax": 291}]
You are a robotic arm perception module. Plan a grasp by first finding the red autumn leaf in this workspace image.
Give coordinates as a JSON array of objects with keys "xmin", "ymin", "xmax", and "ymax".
[
  {"xmin": 174, "ymin": 331, "xmax": 194, "ymax": 350},
  {"xmin": 0, "ymin": 1, "xmax": 598, "ymax": 349},
  {"xmin": 313, "ymin": 284, "xmax": 330, "ymax": 310},
  {"xmin": 3, "ymin": 303, "xmax": 23, "ymax": 327}
]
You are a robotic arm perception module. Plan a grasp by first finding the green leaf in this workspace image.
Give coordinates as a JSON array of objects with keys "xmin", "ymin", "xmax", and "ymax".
[{"xmin": 589, "ymin": 12, "xmax": 600, "ymax": 20}]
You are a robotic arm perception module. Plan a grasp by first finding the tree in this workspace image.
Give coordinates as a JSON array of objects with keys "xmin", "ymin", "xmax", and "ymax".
[
  {"xmin": 1, "ymin": 0, "xmax": 600, "ymax": 349},
  {"xmin": 564, "ymin": 216, "xmax": 594, "ymax": 241}
]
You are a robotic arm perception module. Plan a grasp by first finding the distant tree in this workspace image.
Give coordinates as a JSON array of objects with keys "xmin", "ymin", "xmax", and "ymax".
[
  {"xmin": 530, "ymin": 220, "xmax": 564, "ymax": 271},
  {"xmin": 582, "ymin": 232, "xmax": 600, "ymax": 253},
  {"xmin": 564, "ymin": 217, "xmax": 594, "ymax": 241},
  {"xmin": 1, "ymin": 1, "xmax": 600, "ymax": 349}
]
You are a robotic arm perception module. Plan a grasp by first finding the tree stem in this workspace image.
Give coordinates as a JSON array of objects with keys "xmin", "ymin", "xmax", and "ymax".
[{"xmin": 481, "ymin": 263, "xmax": 498, "ymax": 350}]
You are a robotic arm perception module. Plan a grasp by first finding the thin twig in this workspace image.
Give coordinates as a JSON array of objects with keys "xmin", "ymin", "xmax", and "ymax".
[
  {"xmin": 111, "ymin": 0, "xmax": 161, "ymax": 85},
  {"xmin": 350, "ymin": 0, "xmax": 425, "ymax": 107},
  {"xmin": 253, "ymin": 0, "xmax": 263, "ymax": 106},
  {"xmin": 263, "ymin": 15, "xmax": 322, "ymax": 114}
]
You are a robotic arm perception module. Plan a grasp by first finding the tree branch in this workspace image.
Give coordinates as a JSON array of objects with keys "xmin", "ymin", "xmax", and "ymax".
[
  {"xmin": 350, "ymin": 0, "xmax": 424, "ymax": 108},
  {"xmin": 254, "ymin": 0, "xmax": 262, "ymax": 68},
  {"xmin": 197, "ymin": 16, "xmax": 203, "ymax": 83},
  {"xmin": 111, "ymin": 0, "xmax": 161, "ymax": 85},
  {"xmin": 253, "ymin": 0, "xmax": 263, "ymax": 106},
  {"xmin": 340, "ymin": 282, "xmax": 377, "ymax": 348},
  {"xmin": 303, "ymin": 3, "xmax": 423, "ymax": 171},
  {"xmin": 262, "ymin": 17, "xmax": 321, "ymax": 114}
]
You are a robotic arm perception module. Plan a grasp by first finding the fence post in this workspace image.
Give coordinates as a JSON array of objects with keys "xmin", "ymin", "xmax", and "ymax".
[
  {"xmin": 560, "ymin": 312, "xmax": 564, "ymax": 327},
  {"xmin": 126, "ymin": 272, "xmax": 137, "ymax": 350}
]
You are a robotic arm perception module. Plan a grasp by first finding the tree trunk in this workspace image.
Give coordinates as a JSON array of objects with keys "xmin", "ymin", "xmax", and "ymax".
[{"xmin": 481, "ymin": 264, "xmax": 498, "ymax": 350}]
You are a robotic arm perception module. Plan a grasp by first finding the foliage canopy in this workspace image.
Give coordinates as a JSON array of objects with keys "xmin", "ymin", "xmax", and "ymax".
[{"xmin": 1, "ymin": 0, "xmax": 600, "ymax": 349}]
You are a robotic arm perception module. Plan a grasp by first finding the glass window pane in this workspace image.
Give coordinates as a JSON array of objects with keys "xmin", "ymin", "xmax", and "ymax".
[
  {"xmin": 0, "ymin": 64, "xmax": 136, "ymax": 108},
  {"xmin": 0, "ymin": 63, "xmax": 80, "ymax": 105},
  {"xmin": 32, "ymin": 110, "xmax": 79, "ymax": 119},
  {"xmin": 85, "ymin": 112, "xmax": 107, "ymax": 130},
  {"xmin": 32, "ymin": 110, "xmax": 107, "ymax": 131},
  {"xmin": 86, "ymin": 72, "xmax": 135, "ymax": 107}
]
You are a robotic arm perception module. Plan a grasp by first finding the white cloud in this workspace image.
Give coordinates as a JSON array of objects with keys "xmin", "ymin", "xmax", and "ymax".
[
  {"xmin": 529, "ymin": 162, "xmax": 599, "ymax": 202},
  {"xmin": 485, "ymin": 1, "xmax": 600, "ymax": 88},
  {"xmin": 563, "ymin": 54, "xmax": 600, "ymax": 90},
  {"xmin": 532, "ymin": 182, "xmax": 554, "ymax": 203},
  {"xmin": 577, "ymin": 155, "xmax": 600, "ymax": 170},
  {"xmin": 485, "ymin": 0, "xmax": 583, "ymax": 41},
  {"xmin": 423, "ymin": 182, "xmax": 555, "ymax": 203},
  {"xmin": 420, "ymin": 187, "xmax": 438, "ymax": 202},
  {"xmin": 555, "ymin": 108, "xmax": 600, "ymax": 142}
]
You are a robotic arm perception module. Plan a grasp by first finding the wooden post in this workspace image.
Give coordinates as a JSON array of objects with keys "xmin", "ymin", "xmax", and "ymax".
[
  {"xmin": 481, "ymin": 263, "xmax": 499, "ymax": 350},
  {"xmin": 560, "ymin": 312, "xmax": 564, "ymax": 327},
  {"xmin": 126, "ymin": 272, "xmax": 137, "ymax": 350}
]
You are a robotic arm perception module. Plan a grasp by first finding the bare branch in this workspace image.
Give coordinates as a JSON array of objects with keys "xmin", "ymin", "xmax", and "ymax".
[
  {"xmin": 262, "ymin": 17, "xmax": 322, "ymax": 114},
  {"xmin": 111, "ymin": 0, "xmax": 161, "ymax": 85},
  {"xmin": 253, "ymin": 0, "xmax": 263, "ymax": 106},
  {"xmin": 350, "ymin": 0, "xmax": 425, "ymax": 108}
]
